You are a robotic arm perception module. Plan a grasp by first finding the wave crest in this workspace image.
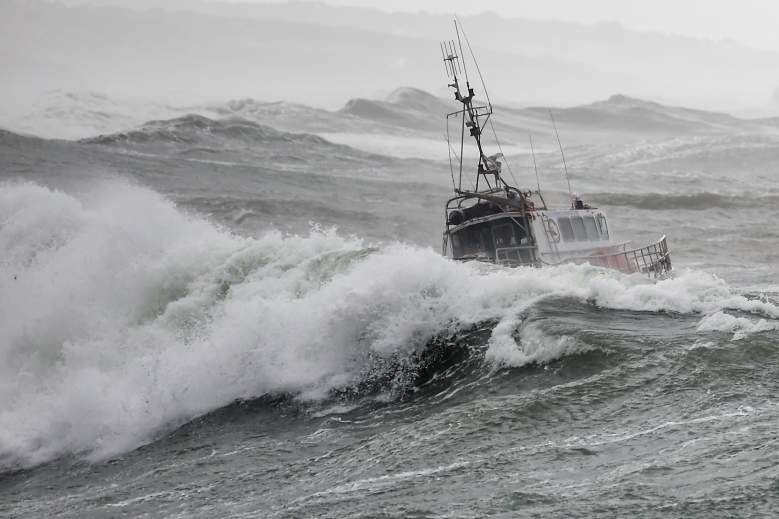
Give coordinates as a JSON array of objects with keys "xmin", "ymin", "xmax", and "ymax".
[{"xmin": 1, "ymin": 180, "xmax": 777, "ymax": 468}]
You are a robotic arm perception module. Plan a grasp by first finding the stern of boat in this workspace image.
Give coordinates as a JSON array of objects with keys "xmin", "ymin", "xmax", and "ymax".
[{"xmin": 587, "ymin": 235, "xmax": 672, "ymax": 278}]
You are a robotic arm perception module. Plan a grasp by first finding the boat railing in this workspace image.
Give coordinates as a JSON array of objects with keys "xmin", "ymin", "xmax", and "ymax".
[
  {"xmin": 579, "ymin": 235, "xmax": 671, "ymax": 278},
  {"xmin": 498, "ymin": 236, "xmax": 672, "ymax": 278},
  {"xmin": 495, "ymin": 245, "xmax": 539, "ymax": 267}
]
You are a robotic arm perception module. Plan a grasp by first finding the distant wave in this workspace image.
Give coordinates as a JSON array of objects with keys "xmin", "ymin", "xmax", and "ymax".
[
  {"xmin": 81, "ymin": 114, "xmax": 331, "ymax": 147},
  {"xmin": 0, "ymin": 91, "xmax": 190, "ymax": 141},
  {"xmin": 0, "ymin": 128, "xmax": 37, "ymax": 144},
  {"xmin": 591, "ymin": 191, "xmax": 779, "ymax": 210},
  {"xmin": 338, "ymin": 88, "xmax": 450, "ymax": 132}
]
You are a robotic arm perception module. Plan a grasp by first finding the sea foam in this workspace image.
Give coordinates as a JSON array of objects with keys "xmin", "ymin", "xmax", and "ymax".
[{"xmin": 1, "ymin": 180, "xmax": 777, "ymax": 468}]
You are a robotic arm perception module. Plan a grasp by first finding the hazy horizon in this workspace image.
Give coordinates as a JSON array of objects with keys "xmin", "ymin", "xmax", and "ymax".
[
  {"xmin": 1, "ymin": 0, "xmax": 773, "ymax": 118},
  {"xmin": 69, "ymin": 0, "xmax": 779, "ymax": 54}
]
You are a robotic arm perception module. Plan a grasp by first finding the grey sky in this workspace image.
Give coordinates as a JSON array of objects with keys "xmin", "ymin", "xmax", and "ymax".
[
  {"xmin": 223, "ymin": 0, "xmax": 779, "ymax": 52},
  {"xmin": 6, "ymin": 0, "xmax": 779, "ymax": 112}
]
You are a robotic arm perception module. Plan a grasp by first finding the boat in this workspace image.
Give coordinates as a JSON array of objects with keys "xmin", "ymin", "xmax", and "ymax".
[{"xmin": 438, "ymin": 27, "xmax": 671, "ymax": 278}]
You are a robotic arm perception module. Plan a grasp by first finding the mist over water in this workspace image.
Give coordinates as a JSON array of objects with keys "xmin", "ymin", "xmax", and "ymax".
[{"xmin": 2, "ymin": 2, "xmax": 779, "ymax": 517}]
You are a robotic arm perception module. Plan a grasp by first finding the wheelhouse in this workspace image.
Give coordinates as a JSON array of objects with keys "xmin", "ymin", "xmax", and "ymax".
[
  {"xmin": 443, "ymin": 187, "xmax": 545, "ymax": 266},
  {"xmin": 448, "ymin": 213, "xmax": 535, "ymax": 261}
]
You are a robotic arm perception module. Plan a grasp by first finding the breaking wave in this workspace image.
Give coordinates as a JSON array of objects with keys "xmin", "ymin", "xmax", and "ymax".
[{"xmin": 2, "ymin": 180, "xmax": 778, "ymax": 469}]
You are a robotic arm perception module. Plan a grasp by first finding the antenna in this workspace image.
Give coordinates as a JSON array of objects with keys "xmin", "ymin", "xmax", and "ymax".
[
  {"xmin": 455, "ymin": 16, "xmax": 492, "ymax": 113},
  {"xmin": 441, "ymin": 39, "xmax": 466, "ymax": 190},
  {"xmin": 529, "ymin": 135, "xmax": 542, "ymax": 196},
  {"xmin": 453, "ymin": 21, "xmax": 471, "ymax": 86},
  {"xmin": 549, "ymin": 108, "xmax": 573, "ymax": 206},
  {"xmin": 440, "ymin": 40, "xmax": 461, "ymax": 79}
]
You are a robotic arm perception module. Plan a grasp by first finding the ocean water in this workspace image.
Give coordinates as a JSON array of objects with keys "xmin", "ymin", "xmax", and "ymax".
[{"xmin": 1, "ymin": 93, "xmax": 779, "ymax": 518}]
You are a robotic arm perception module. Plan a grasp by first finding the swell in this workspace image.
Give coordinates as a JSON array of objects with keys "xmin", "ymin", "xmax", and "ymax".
[
  {"xmin": 80, "ymin": 114, "xmax": 332, "ymax": 147},
  {"xmin": 1, "ymin": 179, "xmax": 778, "ymax": 471},
  {"xmin": 592, "ymin": 191, "xmax": 779, "ymax": 210}
]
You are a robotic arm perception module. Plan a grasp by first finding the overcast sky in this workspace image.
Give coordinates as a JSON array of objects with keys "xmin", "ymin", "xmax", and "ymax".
[{"xmin": 223, "ymin": 0, "xmax": 779, "ymax": 53}]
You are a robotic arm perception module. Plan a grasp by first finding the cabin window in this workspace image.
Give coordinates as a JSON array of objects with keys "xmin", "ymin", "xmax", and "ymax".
[
  {"xmin": 558, "ymin": 217, "xmax": 575, "ymax": 242},
  {"xmin": 492, "ymin": 223, "xmax": 516, "ymax": 248},
  {"xmin": 480, "ymin": 226, "xmax": 495, "ymax": 253},
  {"xmin": 583, "ymin": 216, "xmax": 599, "ymax": 241},
  {"xmin": 597, "ymin": 214, "xmax": 609, "ymax": 239},
  {"xmin": 571, "ymin": 216, "xmax": 587, "ymax": 241},
  {"xmin": 451, "ymin": 222, "xmax": 494, "ymax": 258}
]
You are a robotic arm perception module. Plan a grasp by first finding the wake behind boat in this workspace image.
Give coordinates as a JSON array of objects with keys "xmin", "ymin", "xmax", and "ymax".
[{"xmin": 439, "ymin": 26, "xmax": 672, "ymax": 277}]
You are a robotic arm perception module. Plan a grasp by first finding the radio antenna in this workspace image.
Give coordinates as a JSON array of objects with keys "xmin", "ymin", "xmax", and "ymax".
[
  {"xmin": 453, "ymin": 20, "xmax": 470, "ymax": 86},
  {"xmin": 455, "ymin": 16, "xmax": 492, "ymax": 112},
  {"xmin": 549, "ymin": 108, "xmax": 573, "ymax": 206},
  {"xmin": 529, "ymin": 134, "xmax": 542, "ymax": 196}
]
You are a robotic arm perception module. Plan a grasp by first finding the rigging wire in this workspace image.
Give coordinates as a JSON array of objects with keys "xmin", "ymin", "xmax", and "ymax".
[
  {"xmin": 528, "ymin": 134, "xmax": 542, "ymax": 196},
  {"xmin": 549, "ymin": 108, "xmax": 573, "ymax": 204},
  {"xmin": 447, "ymin": 139, "xmax": 475, "ymax": 191},
  {"xmin": 458, "ymin": 108, "xmax": 466, "ymax": 191},
  {"xmin": 488, "ymin": 118, "xmax": 520, "ymax": 188},
  {"xmin": 456, "ymin": 17, "xmax": 492, "ymax": 111},
  {"xmin": 446, "ymin": 141, "xmax": 467, "ymax": 190},
  {"xmin": 453, "ymin": 20, "xmax": 471, "ymax": 87},
  {"xmin": 458, "ymin": 16, "xmax": 515, "ymax": 191},
  {"xmin": 444, "ymin": 119, "xmax": 456, "ymax": 190}
]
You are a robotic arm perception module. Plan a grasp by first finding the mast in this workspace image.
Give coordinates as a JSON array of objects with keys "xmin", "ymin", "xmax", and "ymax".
[{"xmin": 441, "ymin": 21, "xmax": 506, "ymax": 194}]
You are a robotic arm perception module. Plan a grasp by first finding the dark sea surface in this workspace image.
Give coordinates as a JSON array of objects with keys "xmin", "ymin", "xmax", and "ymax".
[{"xmin": 1, "ymin": 93, "xmax": 779, "ymax": 518}]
